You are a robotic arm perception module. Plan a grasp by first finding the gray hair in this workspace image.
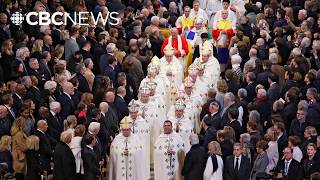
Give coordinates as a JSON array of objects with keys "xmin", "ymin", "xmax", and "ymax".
[
  {"xmin": 49, "ymin": 101, "xmax": 61, "ymax": 110},
  {"xmin": 16, "ymin": 47, "xmax": 29, "ymax": 58},
  {"xmin": 225, "ymin": 92, "xmax": 236, "ymax": 102},
  {"xmin": 83, "ymin": 58, "xmax": 92, "ymax": 67},
  {"xmin": 21, "ymin": 76, "xmax": 31, "ymax": 86},
  {"xmin": 75, "ymin": 63, "xmax": 85, "ymax": 74},
  {"xmin": 60, "ymin": 130, "xmax": 73, "ymax": 143},
  {"xmin": 240, "ymin": 133, "xmax": 251, "ymax": 143},
  {"xmin": 249, "ymin": 110, "xmax": 260, "ymax": 122},
  {"xmin": 189, "ymin": 134, "xmax": 199, "ymax": 145},
  {"xmin": 88, "ymin": 122, "xmax": 100, "ymax": 133},
  {"xmin": 106, "ymin": 43, "xmax": 117, "ymax": 53},
  {"xmin": 298, "ymin": 100, "xmax": 309, "ymax": 112},
  {"xmin": 238, "ymin": 88, "xmax": 247, "ymax": 99},
  {"xmin": 44, "ymin": 80, "xmax": 57, "ymax": 90},
  {"xmin": 301, "ymin": 37, "xmax": 311, "ymax": 48},
  {"xmin": 269, "ymin": 53, "xmax": 278, "ymax": 64}
]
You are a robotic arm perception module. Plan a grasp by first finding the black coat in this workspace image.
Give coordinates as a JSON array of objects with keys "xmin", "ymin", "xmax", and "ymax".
[
  {"xmin": 35, "ymin": 130, "xmax": 53, "ymax": 173},
  {"xmin": 181, "ymin": 144, "xmax": 207, "ymax": 180},
  {"xmin": 220, "ymin": 104, "xmax": 238, "ymax": 128},
  {"xmin": 202, "ymin": 126, "xmax": 217, "ymax": 149},
  {"xmin": 47, "ymin": 112, "xmax": 63, "ymax": 142},
  {"xmin": 57, "ymin": 93, "xmax": 76, "ymax": 120},
  {"xmin": 114, "ymin": 95, "xmax": 129, "ymax": 121},
  {"xmin": 227, "ymin": 79, "xmax": 240, "ymax": 96},
  {"xmin": 224, "ymin": 155, "xmax": 251, "ymax": 180},
  {"xmin": 227, "ymin": 120, "xmax": 241, "ymax": 142},
  {"xmin": 220, "ymin": 140, "xmax": 233, "ymax": 161},
  {"xmin": 26, "ymin": 150, "xmax": 41, "ymax": 180},
  {"xmin": 82, "ymin": 146, "xmax": 101, "ymax": 180},
  {"xmin": 76, "ymin": 73, "xmax": 90, "ymax": 93},
  {"xmin": 275, "ymin": 159, "xmax": 303, "ymax": 180},
  {"xmin": 209, "ymin": 112, "xmax": 222, "ymax": 130},
  {"xmin": 245, "ymin": 82, "xmax": 257, "ymax": 102},
  {"xmin": 53, "ymin": 142, "xmax": 76, "ymax": 180},
  {"xmin": 277, "ymin": 133, "xmax": 288, "ymax": 158},
  {"xmin": 267, "ymin": 83, "xmax": 280, "ymax": 105}
]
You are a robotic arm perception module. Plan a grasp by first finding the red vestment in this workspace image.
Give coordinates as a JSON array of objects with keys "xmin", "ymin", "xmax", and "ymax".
[{"xmin": 161, "ymin": 35, "xmax": 189, "ymax": 58}]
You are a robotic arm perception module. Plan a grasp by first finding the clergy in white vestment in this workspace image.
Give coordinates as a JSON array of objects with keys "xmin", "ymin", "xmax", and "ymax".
[
  {"xmin": 169, "ymin": 99, "xmax": 194, "ymax": 152},
  {"xmin": 230, "ymin": 0, "xmax": 246, "ymax": 17},
  {"xmin": 126, "ymin": 100, "xmax": 151, "ymax": 179},
  {"xmin": 159, "ymin": 45, "xmax": 183, "ymax": 108},
  {"xmin": 186, "ymin": 16, "xmax": 208, "ymax": 50},
  {"xmin": 212, "ymin": 0, "xmax": 237, "ymax": 30},
  {"xmin": 189, "ymin": 0, "xmax": 209, "ymax": 26},
  {"xmin": 154, "ymin": 120, "xmax": 185, "ymax": 180},
  {"xmin": 193, "ymin": 44, "xmax": 221, "ymax": 88},
  {"xmin": 205, "ymin": 0, "xmax": 223, "ymax": 29},
  {"xmin": 109, "ymin": 117, "xmax": 148, "ymax": 180}
]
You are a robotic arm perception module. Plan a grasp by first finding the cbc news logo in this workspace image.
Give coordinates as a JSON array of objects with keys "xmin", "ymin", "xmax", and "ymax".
[
  {"xmin": 10, "ymin": 11, "xmax": 120, "ymax": 26},
  {"xmin": 10, "ymin": 12, "xmax": 24, "ymax": 26}
]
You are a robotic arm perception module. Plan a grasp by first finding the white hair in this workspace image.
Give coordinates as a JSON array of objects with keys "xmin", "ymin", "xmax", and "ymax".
[
  {"xmin": 231, "ymin": 54, "xmax": 242, "ymax": 64},
  {"xmin": 189, "ymin": 134, "xmax": 199, "ymax": 145},
  {"xmin": 292, "ymin": 48, "xmax": 302, "ymax": 56},
  {"xmin": 49, "ymin": 101, "xmax": 61, "ymax": 110},
  {"xmin": 44, "ymin": 80, "xmax": 57, "ymax": 90},
  {"xmin": 151, "ymin": 16, "xmax": 160, "ymax": 24},
  {"xmin": 106, "ymin": 43, "xmax": 117, "ymax": 53},
  {"xmin": 40, "ymin": 25, "xmax": 50, "ymax": 33},
  {"xmin": 88, "ymin": 122, "xmax": 100, "ymax": 133},
  {"xmin": 301, "ymin": 37, "xmax": 311, "ymax": 48},
  {"xmin": 16, "ymin": 47, "xmax": 29, "ymax": 58},
  {"xmin": 269, "ymin": 53, "xmax": 278, "ymax": 64},
  {"xmin": 258, "ymin": 88, "xmax": 267, "ymax": 97}
]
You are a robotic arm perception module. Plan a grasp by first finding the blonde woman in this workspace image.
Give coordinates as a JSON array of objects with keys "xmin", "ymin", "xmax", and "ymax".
[
  {"xmin": 31, "ymin": 39, "xmax": 43, "ymax": 59},
  {"xmin": 26, "ymin": 135, "xmax": 41, "ymax": 180},
  {"xmin": 204, "ymin": 141, "xmax": 223, "ymax": 180},
  {"xmin": 0, "ymin": 135, "xmax": 13, "ymax": 172},
  {"xmin": 63, "ymin": 115, "xmax": 78, "ymax": 135},
  {"xmin": 11, "ymin": 117, "xmax": 28, "ymax": 180},
  {"xmin": 0, "ymin": 39, "xmax": 15, "ymax": 82},
  {"xmin": 215, "ymin": 79, "xmax": 229, "ymax": 110}
]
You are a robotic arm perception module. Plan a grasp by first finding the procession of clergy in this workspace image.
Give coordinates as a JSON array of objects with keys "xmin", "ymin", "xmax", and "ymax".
[{"xmin": 109, "ymin": 0, "xmax": 240, "ymax": 179}]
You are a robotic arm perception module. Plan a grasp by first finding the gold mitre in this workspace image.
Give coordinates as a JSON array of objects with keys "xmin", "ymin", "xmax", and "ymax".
[
  {"xmin": 120, "ymin": 117, "xmax": 133, "ymax": 129},
  {"xmin": 164, "ymin": 44, "xmax": 175, "ymax": 56},
  {"xmin": 201, "ymin": 44, "xmax": 212, "ymax": 56}
]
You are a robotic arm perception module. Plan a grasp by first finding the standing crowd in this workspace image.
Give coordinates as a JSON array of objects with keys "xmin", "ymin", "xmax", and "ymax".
[{"xmin": 1, "ymin": 0, "xmax": 320, "ymax": 179}]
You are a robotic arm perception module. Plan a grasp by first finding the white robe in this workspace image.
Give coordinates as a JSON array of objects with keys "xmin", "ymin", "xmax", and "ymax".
[
  {"xmin": 193, "ymin": 56, "xmax": 220, "ymax": 88},
  {"xmin": 109, "ymin": 134, "xmax": 148, "ymax": 180},
  {"xmin": 203, "ymin": 155, "xmax": 224, "ymax": 180},
  {"xmin": 154, "ymin": 132, "xmax": 185, "ymax": 180},
  {"xmin": 169, "ymin": 115, "xmax": 194, "ymax": 152},
  {"xmin": 190, "ymin": 8, "xmax": 209, "ymax": 25},
  {"xmin": 159, "ymin": 56, "xmax": 183, "ymax": 108},
  {"xmin": 130, "ymin": 116, "xmax": 151, "ymax": 178}
]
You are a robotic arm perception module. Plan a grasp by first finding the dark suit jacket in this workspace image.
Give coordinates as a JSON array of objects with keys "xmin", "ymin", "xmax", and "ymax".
[
  {"xmin": 114, "ymin": 95, "xmax": 129, "ymax": 120},
  {"xmin": 245, "ymin": 82, "xmax": 257, "ymax": 102},
  {"xmin": 26, "ymin": 86, "xmax": 41, "ymax": 108},
  {"xmin": 53, "ymin": 142, "xmax": 76, "ymax": 180},
  {"xmin": 12, "ymin": 93, "xmax": 24, "ymax": 114},
  {"xmin": 227, "ymin": 120, "xmax": 241, "ymax": 142},
  {"xmin": 181, "ymin": 144, "xmax": 207, "ymax": 180},
  {"xmin": 224, "ymin": 155, "xmax": 251, "ymax": 180},
  {"xmin": 82, "ymin": 146, "xmax": 101, "ymax": 180},
  {"xmin": 209, "ymin": 112, "xmax": 222, "ymax": 130},
  {"xmin": 47, "ymin": 112, "xmax": 63, "ymax": 142},
  {"xmin": 99, "ymin": 54, "xmax": 113, "ymax": 75},
  {"xmin": 267, "ymin": 83, "xmax": 280, "ymax": 104},
  {"xmin": 76, "ymin": 73, "xmax": 90, "ymax": 93},
  {"xmin": 57, "ymin": 93, "xmax": 76, "ymax": 120},
  {"xmin": 227, "ymin": 79, "xmax": 240, "ymax": 96},
  {"xmin": 220, "ymin": 103, "xmax": 238, "ymax": 128},
  {"xmin": 202, "ymin": 126, "xmax": 217, "ymax": 149},
  {"xmin": 35, "ymin": 130, "xmax": 53, "ymax": 172},
  {"xmin": 103, "ymin": 65, "xmax": 117, "ymax": 83},
  {"xmin": 277, "ymin": 133, "xmax": 288, "ymax": 158},
  {"xmin": 275, "ymin": 159, "xmax": 303, "ymax": 180}
]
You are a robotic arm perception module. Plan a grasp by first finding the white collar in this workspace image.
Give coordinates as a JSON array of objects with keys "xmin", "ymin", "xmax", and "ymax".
[
  {"xmin": 86, "ymin": 145, "xmax": 94, "ymax": 150},
  {"xmin": 50, "ymin": 110, "xmax": 56, "ymax": 116},
  {"xmin": 37, "ymin": 129, "xmax": 45, "ymax": 134}
]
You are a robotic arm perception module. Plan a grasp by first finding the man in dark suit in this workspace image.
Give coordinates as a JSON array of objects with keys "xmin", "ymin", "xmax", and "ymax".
[
  {"xmin": 12, "ymin": 84, "xmax": 27, "ymax": 114},
  {"xmin": 103, "ymin": 57, "xmax": 118, "ymax": 84},
  {"xmin": 75, "ymin": 64, "xmax": 90, "ymax": 93},
  {"xmin": 226, "ymin": 108, "xmax": 241, "ymax": 142},
  {"xmin": 53, "ymin": 131, "xmax": 76, "ymax": 180},
  {"xmin": 99, "ymin": 43, "xmax": 117, "ymax": 75},
  {"xmin": 57, "ymin": 82, "xmax": 76, "ymax": 120},
  {"xmin": 267, "ymin": 73, "xmax": 281, "ymax": 105},
  {"xmin": 26, "ymin": 76, "xmax": 42, "ymax": 109},
  {"xmin": 224, "ymin": 143, "xmax": 251, "ymax": 180},
  {"xmin": 275, "ymin": 147, "xmax": 303, "ymax": 180},
  {"xmin": 35, "ymin": 120, "xmax": 54, "ymax": 174},
  {"xmin": 274, "ymin": 122, "xmax": 288, "ymax": 158},
  {"xmin": 82, "ymin": 134, "xmax": 101, "ymax": 180},
  {"xmin": 207, "ymin": 100, "xmax": 222, "ymax": 130},
  {"xmin": 220, "ymin": 92, "xmax": 238, "ymax": 128},
  {"xmin": 47, "ymin": 101, "xmax": 63, "ymax": 142},
  {"xmin": 244, "ymin": 72, "xmax": 257, "ymax": 102},
  {"xmin": 93, "ymin": 33, "xmax": 108, "ymax": 74},
  {"xmin": 201, "ymin": 116, "xmax": 217, "ymax": 150},
  {"xmin": 182, "ymin": 134, "xmax": 207, "ymax": 180},
  {"xmin": 114, "ymin": 86, "xmax": 129, "ymax": 120}
]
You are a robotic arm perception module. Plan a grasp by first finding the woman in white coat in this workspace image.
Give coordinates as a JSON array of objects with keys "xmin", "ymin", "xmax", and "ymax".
[{"xmin": 203, "ymin": 141, "xmax": 223, "ymax": 180}]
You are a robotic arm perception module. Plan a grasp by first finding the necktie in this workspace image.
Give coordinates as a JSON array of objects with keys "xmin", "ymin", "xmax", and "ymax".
[
  {"xmin": 235, "ymin": 157, "xmax": 239, "ymax": 173},
  {"xmin": 284, "ymin": 161, "xmax": 289, "ymax": 175}
]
